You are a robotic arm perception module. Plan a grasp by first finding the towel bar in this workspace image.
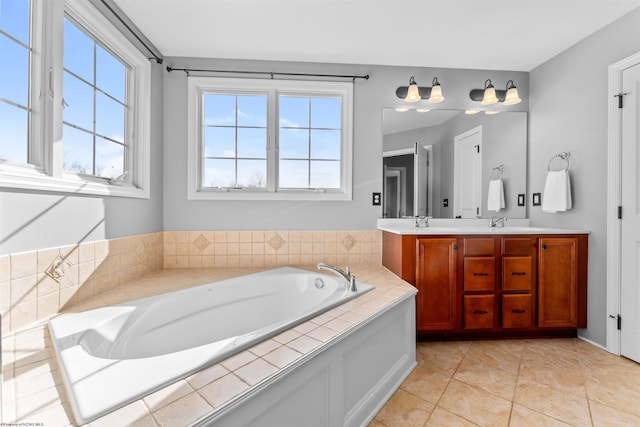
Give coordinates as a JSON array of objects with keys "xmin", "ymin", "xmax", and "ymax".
[
  {"xmin": 548, "ymin": 152, "xmax": 570, "ymax": 171},
  {"xmin": 490, "ymin": 165, "xmax": 505, "ymax": 179}
]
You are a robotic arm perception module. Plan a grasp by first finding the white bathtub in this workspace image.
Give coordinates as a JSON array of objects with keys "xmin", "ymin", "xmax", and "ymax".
[{"xmin": 48, "ymin": 267, "xmax": 374, "ymax": 425}]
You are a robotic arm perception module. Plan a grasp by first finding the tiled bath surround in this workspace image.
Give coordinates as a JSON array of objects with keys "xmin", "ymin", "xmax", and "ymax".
[
  {"xmin": 162, "ymin": 230, "xmax": 382, "ymax": 269},
  {"xmin": 1, "ymin": 233, "xmax": 163, "ymax": 334},
  {"xmin": 0, "ymin": 230, "xmax": 382, "ymax": 334}
]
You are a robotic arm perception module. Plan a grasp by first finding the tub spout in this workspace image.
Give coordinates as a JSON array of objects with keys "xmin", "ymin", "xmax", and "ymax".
[{"xmin": 317, "ymin": 263, "xmax": 358, "ymax": 292}]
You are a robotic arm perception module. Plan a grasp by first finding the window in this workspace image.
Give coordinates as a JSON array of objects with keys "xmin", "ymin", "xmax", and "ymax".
[
  {"xmin": 0, "ymin": 0, "xmax": 31, "ymax": 164},
  {"xmin": 188, "ymin": 77, "xmax": 353, "ymax": 200},
  {"xmin": 0, "ymin": 0, "xmax": 151, "ymax": 198}
]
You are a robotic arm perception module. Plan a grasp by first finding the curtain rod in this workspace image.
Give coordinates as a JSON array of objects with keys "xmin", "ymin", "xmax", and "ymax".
[
  {"xmin": 166, "ymin": 66, "xmax": 370, "ymax": 81},
  {"xmin": 98, "ymin": 0, "xmax": 163, "ymax": 64}
]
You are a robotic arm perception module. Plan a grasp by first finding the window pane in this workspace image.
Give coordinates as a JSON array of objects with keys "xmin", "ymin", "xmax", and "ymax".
[
  {"xmin": 0, "ymin": 0, "xmax": 29, "ymax": 44},
  {"xmin": 95, "ymin": 137, "xmax": 124, "ymax": 179},
  {"xmin": 0, "ymin": 102, "xmax": 28, "ymax": 163},
  {"xmin": 96, "ymin": 44, "xmax": 126, "ymax": 103},
  {"xmin": 64, "ymin": 18, "xmax": 94, "ymax": 82},
  {"xmin": 311, "ymin": 97, "xmax": 341, "ymax": 129},
  {"xmin": 63, "ymin": 72, "xmax": 94, "ymax": 131},
  {"xmin": 237, "ymin": 95, "xmax": 266, "ymax": 127},
  {"xmin": 204, "ymin": 127, "xmax": 235, "ymax": 158},
  {"xmin": 0, "ymin": 35, "xmax": 29, "ymax": 106},
  {"xmin": 63, "ymin": 125, "xmax": 93, "ymax": 174},
  {"xmin": 279, "ymin": 96, "xmax": 309, "ymax": 128},
  {"xmin": 310, "ymin": 160, "xmax": 340, "ymax": 188},
  {"xmin": 237, "ymin": 128, "xmax": 266, "ymax": 158},
  {"xmin": 204, "ymin": 158, "xmax": 235, "ymax": 187},
  {"xmin": 237, "ymin": 160, "xmax": 266, "ymax": 188},
  {"xmin": 279, "ymin": 159, "xmax": 308, "ymax": 188},
  {"xmin": 96, "ymin": 91, "xmax": 125, "ymax": 141},
  {"xmin": 205, "ymin": 94, "xmax": 236, "ymax": 126},
  {"xmin": 310, "ymin": 129, "xmax": 340, "ymax": 159},
  {"xmin": 279, "ymin": 128, "xmax": 308, "ymax": 158}
]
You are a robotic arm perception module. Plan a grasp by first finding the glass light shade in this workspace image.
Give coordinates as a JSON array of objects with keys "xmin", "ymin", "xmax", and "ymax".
[
  {"xmin": 394, "ymin": 107, "xmax": 410, "ymax": 112},
  {"xmin": 481, "ymin": 86, "xmax": 498, "ymax": 105},
  {"xmin": 427, "ymin": 84, "xmax": 444, "ymax": 103},
  {"xmin": 405, "ymin": 82, "xmax": 421, "ymax": 102},
  {"xmin": 485, "ymin": 110, "xmax": 500, "ymax": 115},
  {"xmin": 503, "ymin": 87, "xmax": 521, "ymax": 106},
  {"xmin": 465, "ymin": 110, "xmax": 480, "ymax": 115},
  {"xmin": 416, "ymin": 108, "xmax": 430, "ymax": 113}
]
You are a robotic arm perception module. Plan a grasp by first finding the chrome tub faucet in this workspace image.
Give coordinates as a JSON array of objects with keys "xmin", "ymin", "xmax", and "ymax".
[{"xmin": 317, "ymin": 263, "xmax": 357, "ymax": 292}]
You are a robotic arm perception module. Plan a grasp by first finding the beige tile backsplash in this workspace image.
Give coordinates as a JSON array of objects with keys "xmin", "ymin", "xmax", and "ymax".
[{"xmin": 0, "ymin": 230, "xmax": 382, "ymax": 333}]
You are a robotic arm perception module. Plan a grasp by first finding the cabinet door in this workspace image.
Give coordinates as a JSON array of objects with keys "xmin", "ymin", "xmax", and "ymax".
[
  {"xmin": 538, "ymin": 237, "xmax": 578, "ymax": 328},
  {"xmin": 416, "ymin": 238, "xmax": 458, "ymax": 331}
]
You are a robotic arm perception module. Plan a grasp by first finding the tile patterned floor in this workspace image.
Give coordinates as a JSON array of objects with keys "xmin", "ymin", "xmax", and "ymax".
[{"xmin": 370, "ymin": 338, "xmax": 640, "ymax": 427}]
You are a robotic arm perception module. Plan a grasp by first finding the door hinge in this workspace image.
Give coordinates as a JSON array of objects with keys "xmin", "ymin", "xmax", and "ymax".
[
  {"xmin": 609, "ymin": 314, "xmax": 621, "ymax": 330},
  {"xmin": 614, "ymin": 92, "xmax": 628, "ymax": 109},
  {"xmin": 618, "ymin": 205, "xmax": 622, "ymax": 219}
]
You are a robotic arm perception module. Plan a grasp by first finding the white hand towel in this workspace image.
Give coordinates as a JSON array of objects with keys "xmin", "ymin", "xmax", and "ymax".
[
  {"xmin": 487, "ymin": 178, "xmax": 505, "ymax": 212},
  {"xmin": 542, "ymin": 170, "xmax": 572, "ymax": 213}
]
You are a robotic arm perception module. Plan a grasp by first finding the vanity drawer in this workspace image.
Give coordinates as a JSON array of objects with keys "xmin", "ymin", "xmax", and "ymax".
[
  {"xmin": 464, "ymin": 295, "xmax": 495, "ymax": 329},
  {"xmin": 464, "ymin": 238, "xmax": 495, "ymax": 256},
  {"xmin": 502, "ymin": 294, "xmax": 533, "ymax": 328},
  {"xmin": 502, "ymin": 256, "xmax": 533, "ymax": 291},
  {"xmin": 464, "ymin": 257, "xmax": 495, "ymax": 291},
  {"xmin": 502, "ymin": 238, "xmax": 535, "ymax": 256}
]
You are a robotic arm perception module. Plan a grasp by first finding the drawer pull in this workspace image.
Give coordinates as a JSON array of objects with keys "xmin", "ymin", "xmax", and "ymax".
[
  {"xmin": 510, "ymin": 272, "xmax": 527, "ymax": 276},
  {"xmin": 511, "ymin": 309, "xmax": 526, "ymax": 314},
  {"xmin": 473, "ymin": 272, "xmax": 489, "ymax": 276},
  {"xmin": 472, "ymin": 310, "xmax": 489, "ymax": 315}
]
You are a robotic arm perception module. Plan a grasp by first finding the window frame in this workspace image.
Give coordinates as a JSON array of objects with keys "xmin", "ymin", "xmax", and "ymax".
[
  {"xmin": 0, "ymin": 0, "xmax": 151, "ymax": 199},
  {"xmin": 187, "ymin": 77, "xmax": 353, "ymax": 201}
]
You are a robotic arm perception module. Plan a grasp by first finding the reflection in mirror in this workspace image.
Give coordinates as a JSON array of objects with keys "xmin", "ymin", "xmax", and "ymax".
[{"xmin": 382, "ymin": 109, "xmax": 527, "ymax": 219}]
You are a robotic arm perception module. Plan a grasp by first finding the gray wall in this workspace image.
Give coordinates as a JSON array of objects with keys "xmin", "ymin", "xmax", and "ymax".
[
  {"xmin": 162, "ymin": 57, "xmax": 528, "ymax": 231},
  {"xmin": 0, "ymin": 63, "xmax": 165, "ymax": 255},
  {"xmin": 528, "ymin": 8, "xmax": 640, "ymax": 346}
]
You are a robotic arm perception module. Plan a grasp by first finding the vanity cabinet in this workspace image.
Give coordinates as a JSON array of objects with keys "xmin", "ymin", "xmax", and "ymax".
[{"xmin": 382, "ymin": 231, "xmax": 588, "ymax": 339}]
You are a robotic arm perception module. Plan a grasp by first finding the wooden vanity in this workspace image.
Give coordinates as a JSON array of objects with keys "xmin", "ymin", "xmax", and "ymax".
[{"xmin": 381, "ymin": 227, "xmax": 588, "ymax": 340}]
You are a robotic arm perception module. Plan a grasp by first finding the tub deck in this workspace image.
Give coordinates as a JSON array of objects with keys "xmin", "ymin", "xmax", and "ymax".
[{"xmin": 1, "ymin": 265, "xmax": 415, "ymax": 426}]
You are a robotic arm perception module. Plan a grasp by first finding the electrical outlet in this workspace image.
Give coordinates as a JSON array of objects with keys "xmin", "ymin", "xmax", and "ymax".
[
  {"xmin": 533, "ymin": 193, "xmax": 541, "ymax": 206},
  {"xmin": 372, "ymin": 192, "xmax": 381, "ymax": 206},
  {"xmin": 518, "ymin": 194, "xmax": 525, "ymax": 206},
  {"xmin": 443, "ymin": 198, "xmax": 448, "ymax": 207}
]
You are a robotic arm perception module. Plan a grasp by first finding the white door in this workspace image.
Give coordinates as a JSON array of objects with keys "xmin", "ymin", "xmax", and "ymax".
[
  {"xmin": 620, "ymin": 63, "xmax": 640, "ymax": 362},
  {"xmin": 454, "ymin": 126, "xmax": 483, "ymax": 218}
]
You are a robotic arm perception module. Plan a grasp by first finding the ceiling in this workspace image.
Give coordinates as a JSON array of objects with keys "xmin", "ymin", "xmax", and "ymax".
[{"xmin": 113, "ymin": 0, "xmax": 640, "ymax": 72}]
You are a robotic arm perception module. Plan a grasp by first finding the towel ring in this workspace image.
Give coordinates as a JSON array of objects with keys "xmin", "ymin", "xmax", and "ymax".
[
  {"xmin": 490, "ymin": 165, "xmax": 505, "ymax": 180},
  {"xmin": 548, "ymin": 152, "xmax": 570, "ymax": 172}
]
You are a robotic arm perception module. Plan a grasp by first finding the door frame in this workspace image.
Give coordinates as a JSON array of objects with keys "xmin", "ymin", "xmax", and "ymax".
[{"xmin": 606, "ymin": 51, "xmax": 640, "ymax": 355}]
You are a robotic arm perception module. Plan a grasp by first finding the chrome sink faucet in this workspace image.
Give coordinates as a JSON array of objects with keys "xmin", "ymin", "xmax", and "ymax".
[
  {"xmin": 317, "ymin": 263, "xmax": 357, "ymax": 292},
  {"xmin": 489, "ymin": 216, "xmax": 508, "ymax": 228},
  {"xmin": 414, "ymin": 216, "xmax": 431, "ymax": 228}
]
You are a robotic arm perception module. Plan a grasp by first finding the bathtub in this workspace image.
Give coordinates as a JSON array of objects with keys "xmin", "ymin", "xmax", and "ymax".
[{"xmin": 48, "ymin": 267, "xmax": 374, "ymax": 425}]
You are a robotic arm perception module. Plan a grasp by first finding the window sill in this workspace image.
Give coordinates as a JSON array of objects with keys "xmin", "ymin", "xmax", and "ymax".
[
  {"xmin": 0, "ymin": 166, "xmax": 150, "ymax": 199},
  {"xmin": 188, "ymin": 188, "xmax": 351, "ymax": 201}
]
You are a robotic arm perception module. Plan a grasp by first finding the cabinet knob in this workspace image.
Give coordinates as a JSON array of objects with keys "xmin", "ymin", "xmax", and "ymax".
[{"xmin": 472, "ymin": 310, "xmax": 489, "ymax": 315}]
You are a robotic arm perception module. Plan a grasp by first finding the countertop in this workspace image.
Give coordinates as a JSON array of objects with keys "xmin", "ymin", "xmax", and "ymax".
[{"xmin": 377, "ymin": 218, "xmax": 590, "ymax": 235}]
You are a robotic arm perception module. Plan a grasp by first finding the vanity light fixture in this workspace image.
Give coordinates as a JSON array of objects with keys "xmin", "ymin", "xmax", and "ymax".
[
  {"xmin": 469, "ymin": 79, "xmax": 522, "ymax": 106},
  {"xmin": 503, "ymin": 80, "xmax": 522, "ymax": 106},
  {"xmin": 481, "ymin": 79, "xmax": 498, "ymax": 105},
  {"xmin": 405, "ymin": 76, "xmax": 421, "ymax": 102},
  {"xmin": 396, "ymin": 76, "xmax": 445, "ymax": 104}
]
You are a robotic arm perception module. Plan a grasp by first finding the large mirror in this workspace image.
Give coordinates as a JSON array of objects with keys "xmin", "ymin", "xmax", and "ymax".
[{"xmin": 382, "ymin": 108, "xmax": 527, "ymax": 219}]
